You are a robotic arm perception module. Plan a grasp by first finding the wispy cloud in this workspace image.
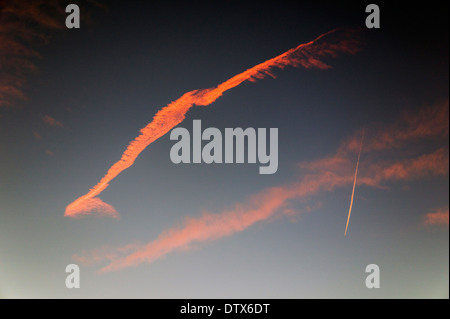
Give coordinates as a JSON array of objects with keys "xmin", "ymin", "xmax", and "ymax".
[
  {"xmin": 366, "ymin": 147, "xmax": 448, "ymax": 184},
  {"xmin": 82, "ymin": 171, "xmax": 354, "ymax": 273},
  {"xmin": 65, "ymin": 28, "xmax": 362, "ymax": 218},
  {"xmin": 423, "ymin": 208, "xmax": 449, "ymax": 226},
  {"xmin": 75, "ymin": 100, "xmax": 449, "ymax": 272},
  {"xmin": 341, "ymin": 100, "xmax": 449, "ymax": 154},
  {"xmin": 73, "ymin": 243, "xmax": 143, "ymax": 267},
  {"xmin": 42, "ymin": 115, "xmax": 63, "ymax": 127}
]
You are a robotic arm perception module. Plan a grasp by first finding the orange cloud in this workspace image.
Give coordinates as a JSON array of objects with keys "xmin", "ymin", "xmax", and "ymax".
[
  {"xmin": 75, "ymin": 100, "xmax": 450, "ymax": 272},
  {"xmin": 377, "ymin": 148, "xmax": 448, "ymax": 181},
  {"xmin": 77, "ymin": 170, "xmax": 352, "ymax": 272},
  {"xmin": 424, "ymin": 208, "xmax": 449, "ymax": 226},
  {"xmin": 359, "ymin": 147, "xmax": 449, "ymax": 188},
  {"xmin": 313, "ymin": 101, "xmax": 449, "ymax": 189},
  {"xmin": 342, "ymin": 101, "xmax": 449, "ymax": 154},
  {"xmin": 65, "ymin": 28, "xmax": 362, "ymax": 219},
  {"xmin": 42, "ymin": 115, "xmax": 63, "ymax": 127},
  {"xmin": 65, "ymin": 197, "xmax": 119, "ymax": 219},
  {"xmin": 73, "ymin": 243, "xmax": 142, "ymax": 266},
  {"xmin": 73, "ymin": 162, "xmax": 428, "ymax": 272}
]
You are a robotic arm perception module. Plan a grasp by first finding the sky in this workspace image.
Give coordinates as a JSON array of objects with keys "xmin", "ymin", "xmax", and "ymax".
[{"xmin": 0, "ymin": 0, "xmax": 448, "ymax": 298}]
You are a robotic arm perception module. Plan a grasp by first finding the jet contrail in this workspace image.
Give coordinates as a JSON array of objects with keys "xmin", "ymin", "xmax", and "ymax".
[
  {"xmin": 344, "ymin": 130, "xmax": 364, "ymax": 236},
  {"xmin": 65, "ymin": 28, "xmax": 361, "ymax": 218}
]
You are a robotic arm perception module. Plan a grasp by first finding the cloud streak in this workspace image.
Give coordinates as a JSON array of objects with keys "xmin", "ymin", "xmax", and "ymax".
[
  {"xmin": 75, "ymin": 100, "xmax": 449, "ymax": 272},
  {"xmin": 80, "ymin": 171, "xmax": 354, "ymax": 273},
  {"xmin": 423, "ymin": 208, "xmax": 449, "ymax": 226},
  {"xmin": 65, "ymin": 28, "xmax": 362, "ymax": 218},
  {"xmin": 42, "ymin": 115, "xmax": 63, "ymax": 127},
  {"xmin": 341, "ymin": 100, "xmax": 449, "ymax": 154}
]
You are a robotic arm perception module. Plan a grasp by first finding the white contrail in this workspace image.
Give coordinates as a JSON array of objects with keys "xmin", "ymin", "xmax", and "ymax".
[{"xmin": 344, "ymin": 131, "xmax": 364, "ymax": 236}]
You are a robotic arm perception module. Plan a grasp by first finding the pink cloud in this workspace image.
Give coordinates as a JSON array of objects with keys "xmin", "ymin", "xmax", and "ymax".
[
  {"xmin": 341, "ymin": 101, "xmax": 449, "ymax": 154},
  {"xmin": 42, "ymin": 115, "xmax": 63, "ymax": 127},
  {"xmin": 363, "ymin": 147, "xmax": 449, "ymax": 186},
  {"xmin": 424, "ymin": 208, "xmax": 449, "ymax": 226},
  {"xmin": 65, "ymin": 197, "xmax": 119, "ymax": 219},
  {"xmin": 80, "ymin": 171, "xmax": 352, "ymax": 273},
  {"xmin": 77, "ymin": 142, "xmax": 448, "ymax": 271}
]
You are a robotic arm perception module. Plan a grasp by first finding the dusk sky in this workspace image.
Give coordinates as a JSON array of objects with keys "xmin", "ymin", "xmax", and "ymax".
[{"xmin": 0, "ymin": 0, "xmax": 448, "ymax": 298}]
